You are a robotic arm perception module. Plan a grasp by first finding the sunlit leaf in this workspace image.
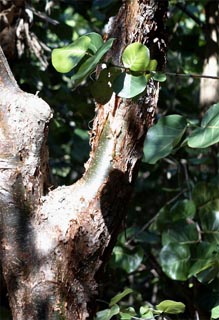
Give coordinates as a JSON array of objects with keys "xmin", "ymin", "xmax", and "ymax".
[
  {"xmin": 143, "ymin": 115, "xmax": 187, "ymax": 164},
  {"xmin": 120, "ymin": 307, "xmax": 136, "ymax": 320},
  {"xmin": 211, "ymin": 305, "xmax": 219, "ymax": 319},
  {"xmin": 52, "ymin": 36, "xmax": 91, "ymax": 73},
  {"xmin": 156, "ymin": 300, "xmax": 185, "ymax": 314},
  {"xmin": 95, "ymin": 305, "xmax": 120, "ymax": 320},
  {"xmin": 122, "ymin": 42, "xmax": 150, "ymax": 71},
  {"xmin": 109, "ymin": 288, "xmax": 133, "ymax": 307},
  {"xmin": 147, "ymin": 59, "xmax": 158, "ymax": 71},
  {"xmin": 199, "ymin": 200, "xmax": 219, "ymax": 244},
  {"xmin": 152, "ymin": 71, "xmax": 167, "ymax": 82},
  {"xmin": 71, "ymin": 38, "xmax": 115, "ymax": 84},
  {"xmin": 188, "ymin": 103, "xmax": 219, "ymax": 148},
  {"xmin": 86, "ymin": 32, "xmax": 103, "ymax": 53},
  {"xmin": 112, "ymin": 72, "xmax": 147, "ymax": 98},
  {"xmin": 159, "ymin": 243, "xmax": 190, "ymax": 280},
  {"xmin": 119, "ymin": 313, "xmax": 133, "ymax": 320},
  {"xmin": 140, "ymin": 306, "xmax": 155, "ymax": 319}
]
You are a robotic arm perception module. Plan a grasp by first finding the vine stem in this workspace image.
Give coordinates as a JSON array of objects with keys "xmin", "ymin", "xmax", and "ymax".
[
  {"xmin": 105, "ymin": 63, "xmax": 219, "ymax": 80},
  {"xmin": 165, "ymin": 72, "xmax": 219, "ymax": 80}
]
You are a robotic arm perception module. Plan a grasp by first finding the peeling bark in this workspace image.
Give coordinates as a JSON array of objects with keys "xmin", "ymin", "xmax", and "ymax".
[{"xmin": 0, "ymin": 1, "xmax": 168, "ymax": 319}]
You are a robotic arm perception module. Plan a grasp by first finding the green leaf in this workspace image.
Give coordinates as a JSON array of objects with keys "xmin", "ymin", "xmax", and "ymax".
[
  {"xmin": 211, "ymin": 305, "xmax": 219, "ymax": 319},
  {"xmin": 71, "ymin": 38, "xmax": 115, "ymax": 85},
  {"xmin": 147, "ymin": 59, "xmax": 158, "ymax": 71},
  {"xmin": 152, "ymin": 71, "xmax": 167, "ymax": 82},
  {"xmin": 52, "ymin": 35, "xmax": 91, "ymax": 73},
  {"xmin": 192, "ymin": 182, "xmax": 219, "ymax": 207},
  {"xmin": 95, "ymin": 305, "xmax": 120, "ymax": 320},
  {"xmin": 162, "ymin": 221, "xmax": 199, "ymax": 246},
  {"xmin": 170, "ymin": 199, "xmax": 196, "ymax": 220},
  {"xmin": 120, "ymin": 307, "xmax": 136, "ymax": 320},
  {"xmin": 154, "ymin": 200, "xmax": 196, "ymax": 232},
  {"xmin": 119, "ymin": 313, "xmax": 133, "ymax": 320},
  {"xmin": 202, "ymin": 102, "xmax": 219, "ymax": 127},
  {"xmin": 159, "ymin": 243, "xmax": 190, "ymax": 280},
  {"xmin": 189, "ymin": 242, "xmax": 219, "ymax": 283},
  {"xmin": 188, "ymin": 103, "xmax": 219, "ymax": 148},
  {"xmin": 143, "ymin": 115, "xmax": 187, "ymax": 164},
  {"xmin": 112, "ymin": 72, "xmax": 147, "ymax": 98},
  {"xmin": 156, "ymin": 300, "xmax": 185, "ymax": 314},
  {"xmin": 122, "ymin": 42, "xmax": 150, "ymax": 71},
  {"xmin": 111, "ymin": 245, "xmax": 144, "ymax": 273},
  {"xmin": 86, "ymin": 32, "xmax": 103, "ymax": 53},
  {"xmin": 192, "ymin": 260, "xmax": 219, "ymax": 283},
  {"xmin": 90, "ymin": 67, "xmax": 121, "ymax": 104},
  {"xmin": 135, "ymin": 230, "xmax": 160, "ymax": 245},
  {"xmin": 199, "ymin": 199, "xmax": 219, "ymax": 244},
  {"xmin": 140, "ymin": 306, "xmax": 155, "ymax": 319},
  {"xmin": 109, "ymin": 288, "xmax": 133, "ymax": 307}
]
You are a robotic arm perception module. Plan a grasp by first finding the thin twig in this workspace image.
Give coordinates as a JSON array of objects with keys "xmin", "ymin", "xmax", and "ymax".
[
  {"xmin": 175, "ymin": 3, "xmax": 204, "ymax": 28},
  {"xmin": 166, "ymin": 72, "xmax": 219, "ymax": 80},
  {"xmin": 106, "ymin": 63, "xmax": 219, "ymax": 80}
]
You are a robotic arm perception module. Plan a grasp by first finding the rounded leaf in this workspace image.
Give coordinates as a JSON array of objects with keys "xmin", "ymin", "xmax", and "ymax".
[
  {"xmin": 86, "ymin": 32, "xmax": 103, "ymax": 53},
  {"xmin": 143, "ymin": 115, "xmax": 187, "ymax": 164},
  {"xmin": 52, "ymin": 36, "xmax": 91, "ymax": 73},
  {"xmin": 90, "ymin": 67, "xmax": 121, "ymax": 104},
  {"xmin": 162, "ymin": 221, "xmax": 199, "ymax": 246},
  {"xmin": 112, "ymin": 73, "xmax": 147, "ymax": 98},
  {"xmin": 152, "ymin": 71, "xmax": 167, "ymax": 82},
  {"xmin": 122, "ymin": 42, "xmax": 150, "ymax": 71},
  {"xmin": 199, "ymin": 200, "xmax": 219, "ymax": 244},
  {"xmin": 192, "ymin": 182, "xmax": 219, "ymax": 207},
  {"xmin": 147, "ymin": 59, "xmax": 158, "ymax": 71},
  {"xmin": 188, "ymin": 103, "xmax": 219, "ymax": 148},
  {"xmin": 156, "ymin": 300, "xmax": 185, "ymax": 314},
  {"xmin": 112, "ymin": 245, "xmax": 144, "ymax": 273},
  {"xmin": 211, "ymin": 305, "xmax": 219, "ymax": 319},
  {"xmin": 159, "ymin": 243, "xmax": 190, "ymax": 280}
]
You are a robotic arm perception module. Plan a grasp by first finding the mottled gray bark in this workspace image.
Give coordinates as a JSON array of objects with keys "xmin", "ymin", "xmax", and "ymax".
[{"xmin": 0, "ymin": 1, "xmax": 168, "ymax": 319}]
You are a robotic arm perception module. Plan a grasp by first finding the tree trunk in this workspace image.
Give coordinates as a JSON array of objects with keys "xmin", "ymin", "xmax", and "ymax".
[
  {"xmin": 200, "ymin": 0, "xmax": 219, "ymax": 108},
  {"xmin": 0, "ymin": 1, "xmax": 168, "ymax": 319}
]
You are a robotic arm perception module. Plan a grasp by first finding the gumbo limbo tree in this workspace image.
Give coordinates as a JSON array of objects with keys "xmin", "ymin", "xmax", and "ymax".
[{"xmin": 0, "ymin": 1, "xmax": 168, "ymax": 319}]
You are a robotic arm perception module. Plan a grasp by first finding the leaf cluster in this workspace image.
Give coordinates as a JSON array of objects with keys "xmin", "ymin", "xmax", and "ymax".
[
  {"xmin": 143, "ymin": 103, "xmax": 219, "ymax": 164},
  {"xmin": 96, "ymin": 288, "xmax": 185, "ymax": 320},
  {"xmin": 52, "ymin": 35, "xmax": 166, "ymax": 101}
]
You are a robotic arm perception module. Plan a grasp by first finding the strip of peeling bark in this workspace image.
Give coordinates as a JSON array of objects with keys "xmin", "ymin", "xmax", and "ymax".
[{"xmin": 0, "ymin": 1, "xmax": 168, "ymax": 319}]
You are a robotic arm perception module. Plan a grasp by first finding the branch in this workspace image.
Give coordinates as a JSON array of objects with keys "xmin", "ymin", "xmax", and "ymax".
[
  {"xmin": 175, "ymin": 3, "xmax": 204, "ymax": 28},
  {"xmin": 166, "ymin": 72, "xmax": 219, "ymax": 80},
  {"xmin": 0, "ymin": 46, "xmax": 19, "ymax": 89}
]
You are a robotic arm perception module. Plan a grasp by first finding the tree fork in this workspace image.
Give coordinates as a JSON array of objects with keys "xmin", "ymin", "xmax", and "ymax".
[{"xmin": 0, "ymin": 1, "xmax": 168, "ymax": 319}]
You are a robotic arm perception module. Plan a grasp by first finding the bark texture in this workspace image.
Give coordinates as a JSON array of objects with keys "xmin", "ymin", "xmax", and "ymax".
[{"xmin": 0, "ymin": 1, "xmax": 168, "ymax": 319}]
